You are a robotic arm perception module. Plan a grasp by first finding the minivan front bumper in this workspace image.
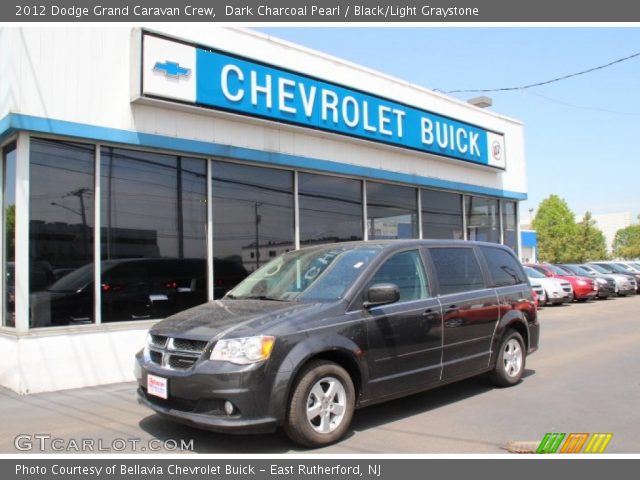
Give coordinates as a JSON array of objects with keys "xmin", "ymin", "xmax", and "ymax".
[{"xmin": 134, "ymin": 351, "xmax": 281, "ymax": 434}]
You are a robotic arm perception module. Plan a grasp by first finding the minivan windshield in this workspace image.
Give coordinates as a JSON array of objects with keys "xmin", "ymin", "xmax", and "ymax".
[{"xmin": 227, "ymin": 245, "xmax": 382, "ymax": 302}]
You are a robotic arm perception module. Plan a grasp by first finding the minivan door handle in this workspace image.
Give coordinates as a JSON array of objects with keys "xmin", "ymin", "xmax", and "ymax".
[{"xmin": 444, "ymin": 305, "xmax": 458, "ymax": 313}]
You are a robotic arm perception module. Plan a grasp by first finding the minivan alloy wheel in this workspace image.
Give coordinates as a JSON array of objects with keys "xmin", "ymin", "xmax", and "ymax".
[
  {"xmin": 503, "ymin": 339, "xmax": 523, "ymax": 377},
  {"xmin": 489, "ymin": 329, "xmax": 526, "ymax": 387},
  {"xmin": 306, "ymin": 377, "xmax": 347, "ymax": 433},
  {"xmin": 285, "ymin": 360, "xmax": 355, "ymax": 447}
]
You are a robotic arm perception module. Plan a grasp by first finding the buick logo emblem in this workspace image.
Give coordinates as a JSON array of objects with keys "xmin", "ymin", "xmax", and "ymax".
[{"xmin": 492, "ymin": 141, "xmax": 502, "ymax": 161}]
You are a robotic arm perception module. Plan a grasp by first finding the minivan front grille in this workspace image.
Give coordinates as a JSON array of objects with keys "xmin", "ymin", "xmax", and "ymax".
[
  {"xmin": 147, "ymin": 336, "xmax": 210, "ymax": 370},
  {"xmin": 168, "ymin": 355, "xmax": 199, "ymax": 369},
  {"xmin": 149, "ymin": 350, "xmax": 163, "ymax": 364},
  {"xmin": 170, "ymin": 338, "xmax": 209, "ymax": 352},
  {"xmin": 149, "ymin": 334, "xmax": 168, "ymax": 347}
]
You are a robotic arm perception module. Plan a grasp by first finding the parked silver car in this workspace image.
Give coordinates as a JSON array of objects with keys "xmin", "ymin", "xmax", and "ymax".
[
  {"xmin": 580, "ymin": 264, "xmax": 636, "ymax": 296},
  {"xmin": 589, "ymin": 262, "xmax": 640, "ymax": 293}
]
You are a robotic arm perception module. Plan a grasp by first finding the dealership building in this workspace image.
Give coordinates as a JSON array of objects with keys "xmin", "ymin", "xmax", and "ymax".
[{"xmin": 0, "ymin": 27, "xmax": 527, "ymax": 393}]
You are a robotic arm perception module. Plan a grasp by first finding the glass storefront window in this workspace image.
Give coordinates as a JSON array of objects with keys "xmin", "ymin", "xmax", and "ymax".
[
  {"xmin": 502, "ymin": 201, "xmax": 518, "ymax": 253},
  {"xmin": 421, "ymin": 189, "xmax": 463, "ymax": 240},
  {"xmin": 367, "ymin": 182, "xmax": 418, "ymax": 240},
  {"xmin": 465, "ymin": 196, "xmax": 500, "ymax": 243},
  {"xmin": 29, "ymin": 139, "xmax": 95, "ymax": 327},
  {"xmin": 101, "ymin": 147, "xmax": 207, "ymax": 322},
  {"xmin": 18, "ymin": 138, "xmax": 500, "ymax": 327},
  {"xmin": 299, "ymin": 173, "xmax": 363, "ymax": 246},
  {"xmin": 2, "ymin": 143, "xmax": 16, "ymax": 327},
  {"xmin": 212, "ymin": 161, "xmax": 294, "ymax": 297}
]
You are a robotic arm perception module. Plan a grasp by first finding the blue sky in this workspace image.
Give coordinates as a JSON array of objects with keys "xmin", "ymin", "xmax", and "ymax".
[{"xmin": 257, "ymin": 27, "xmax": 640, "ymax": 224}]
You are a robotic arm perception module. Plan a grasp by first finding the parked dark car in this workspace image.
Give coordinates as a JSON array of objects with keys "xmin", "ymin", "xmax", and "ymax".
[
  {"xmin": 556, "ymin": 264, "xmax": 615, "ymax": 299},
  {"xmin": 29, "ymin": 258, "xmax": 246, "ymax": 327},
  {"xmin": 136, "ymin": 240, "xmax": 539, "ymax": 447}
]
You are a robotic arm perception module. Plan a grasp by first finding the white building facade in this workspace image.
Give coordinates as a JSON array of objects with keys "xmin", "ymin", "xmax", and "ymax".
[
  {"xmin": 591, "ymin": 212, "xmax": 633, "ymax": 253},
  {"xmin": 0, "ymin": 27, "xmax": 527, "ymax": 393}
]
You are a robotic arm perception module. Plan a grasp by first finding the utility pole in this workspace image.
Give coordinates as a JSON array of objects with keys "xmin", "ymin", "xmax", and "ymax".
[
  {"xmin": 254, "ymin": 202, "xmax": 262, "ymax": 270},
  {"xmin": 59, "ymin": 187, "xmax": 92, "ymax": 260}
]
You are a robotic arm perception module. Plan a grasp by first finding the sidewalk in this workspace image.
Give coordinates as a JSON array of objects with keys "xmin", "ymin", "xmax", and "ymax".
[{"xmin": 0, "ymin": 382, "xmax": 296, "ymax": 454}]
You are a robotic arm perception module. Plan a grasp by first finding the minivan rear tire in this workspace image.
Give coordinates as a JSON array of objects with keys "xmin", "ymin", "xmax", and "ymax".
[
  {"xmin": 284, "ymin": 360, "xmax": 355, "ymax": 447},
  {"xmin": 490, "ymin": 330, "xmax": 526, "ymax": 387}
]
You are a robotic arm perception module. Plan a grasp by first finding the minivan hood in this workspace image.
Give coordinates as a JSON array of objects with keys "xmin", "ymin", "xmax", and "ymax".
[{"xmin": 150, "ymin": 299, "xmax": 325, "ymax": 341}]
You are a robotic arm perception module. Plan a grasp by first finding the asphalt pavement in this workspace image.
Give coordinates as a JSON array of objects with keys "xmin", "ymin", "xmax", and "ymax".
[{"xmin": 2, "ymin": 294, "xmax": 639, "ymax": 454}]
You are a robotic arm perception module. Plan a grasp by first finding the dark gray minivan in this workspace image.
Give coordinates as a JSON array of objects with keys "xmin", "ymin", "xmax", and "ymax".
[{"xmin": 136, "ymin": 240, "xmax": 539, "ymax": 447}]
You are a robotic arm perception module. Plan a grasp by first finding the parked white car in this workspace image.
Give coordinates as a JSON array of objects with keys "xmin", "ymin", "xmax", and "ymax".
[
  {"xmin": 530, "ymin": 280, "xmax": 547, "ymax": 307},
  {"xmin": 523, "ymin": 266, "xmax": 572, "ymax": 305}
]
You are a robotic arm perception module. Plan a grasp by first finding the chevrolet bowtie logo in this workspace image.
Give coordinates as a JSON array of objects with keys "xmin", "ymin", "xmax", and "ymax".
[{"xmin": 153, "ymin": 61, "xmax": 191, "ymax": 79}]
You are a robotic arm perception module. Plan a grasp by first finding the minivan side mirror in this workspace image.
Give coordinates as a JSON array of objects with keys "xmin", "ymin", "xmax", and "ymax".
[
  {"xmin": 364, "ymin": 283, "xmax": 400, "ymax": 308},
  {"xmin": 544, "ymin": 271, "xmax": 553, "ymax": 277}
]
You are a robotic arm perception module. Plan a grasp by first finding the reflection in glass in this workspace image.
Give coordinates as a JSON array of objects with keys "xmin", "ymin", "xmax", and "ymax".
[
  {"xmin": 367, "ymin": 182, "xmax": 418, "ymax": 239},
  {"xmin": 100, "ymin": 147, "xmax": 207, "ymax": 322},
  {"xmin": 465, "ymin": 196, "xmax": 500, "ymax": 244},
  {"xmin": 3, "ymin": 144, "xmax": 16, "ymax": 327},
  {"xmin": 212, "ymin": 161, "xmax": 294, "ymax": 295},
  {"xmin": 421, "ymin": 189, "xmax": 463, "ymax": 240},
  {"xmin": 502, "ymin": 201, "xmax": 518, "ymax": 253},
  {"xmin": 228, "ymin": 244, "xmax": 381, "ymax": 302},
  {"xmin": 299, "ymin": 173, "xmax": 362, "ymax": 246},
  {"xmin": 29, "ymin": 139, "xmax": 95, "ymax": 327}
]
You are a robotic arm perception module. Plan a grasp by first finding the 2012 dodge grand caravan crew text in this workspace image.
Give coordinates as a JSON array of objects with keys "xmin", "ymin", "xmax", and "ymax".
[{"xmin": 135, "ymin": 240, "xmax": 539, "ymax": 447}]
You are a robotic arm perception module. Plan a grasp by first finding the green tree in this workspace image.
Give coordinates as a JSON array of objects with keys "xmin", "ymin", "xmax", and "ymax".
[
  {"xmin": 5, "ymin": 205, "xmax": 15, "ymax": 260},
  {"xmin": 574, "ymin": 212, "xmax": 608, "ymax": 262},
  {"xmin": 612, "ymin": 224, "xmax": 640, "ymax": 259},
  {"xmin": 532, "ymin": 195, "xmax": 579, "ymax": 263}
]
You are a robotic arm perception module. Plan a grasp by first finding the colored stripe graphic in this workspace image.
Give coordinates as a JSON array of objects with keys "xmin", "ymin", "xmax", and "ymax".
[
  {"xmin": 537, "ymin": 433, "xmax": 613, "ymax": 454},
  {"xmin": 584, "ymin": 433, "xmax": 613, "ymax": 453},
  {"xmin": 560, "ymin": 433, "xmax": 589, "ymax": 453},
  {"xmin": 536, "ymin": 433, "xmax": 566, "ymax": 453}
]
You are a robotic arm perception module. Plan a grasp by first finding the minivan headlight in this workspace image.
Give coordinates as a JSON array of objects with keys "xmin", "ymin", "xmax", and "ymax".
[{"xmin": 210, "ymin": 336, "xmax": 275, "ymax": 365}]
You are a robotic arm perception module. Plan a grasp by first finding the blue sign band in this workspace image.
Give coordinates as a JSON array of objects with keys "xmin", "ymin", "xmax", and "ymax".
[{"xmin": 195, "ymin": 48, "xmax": 495, "ymax": 167}]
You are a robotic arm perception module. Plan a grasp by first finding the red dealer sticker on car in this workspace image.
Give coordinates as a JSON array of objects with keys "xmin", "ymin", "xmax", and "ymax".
[{"xmin": 147, "ymin": 374, "xmax": 168, "ymax": 399}]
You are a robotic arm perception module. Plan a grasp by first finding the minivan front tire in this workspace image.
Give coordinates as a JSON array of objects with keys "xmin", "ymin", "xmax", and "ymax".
[
  {"xmin": 490, "ymin": 330, "xmax": 526, "ymax": 387},
  {"xmin": 284, "ymin": 360, "xmax": 355, "ymax": 447}
]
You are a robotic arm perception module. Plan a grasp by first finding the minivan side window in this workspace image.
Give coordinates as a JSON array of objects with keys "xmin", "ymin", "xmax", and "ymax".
[
  {"xmin": 480, "ymin": 247, "xmax": 527, "ymax": 287},
  {"xmin": 368, "ymin": 250, "xmax": 429, "ymax": 302},
  {"xmin": 429, "ymin": 247, "xmax": 484, "ymax": 295}
]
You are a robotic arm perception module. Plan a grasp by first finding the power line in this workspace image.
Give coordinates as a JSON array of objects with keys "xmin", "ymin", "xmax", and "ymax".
[
  {"xmin": 522, "ymin": 89, "xmax": 640, "ymax": 117},
  {"xmin": 444, "ymin": 51, "xmax": 640, "ymax": 94}
]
